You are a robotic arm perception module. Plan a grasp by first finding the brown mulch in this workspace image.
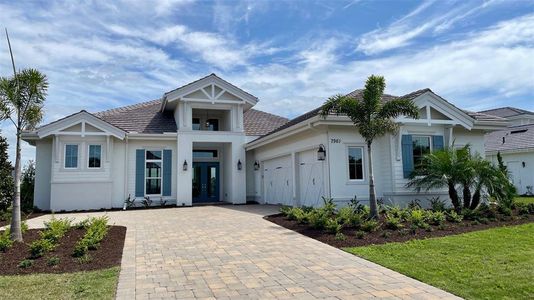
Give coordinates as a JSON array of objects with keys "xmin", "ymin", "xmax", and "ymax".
[
  {"xmin": 0, "ymin": 226, "xmax": 126, "ymax": 275},
  {"xmin": 0, "ymin": 212, "xmax": 47, "ymax": 228},
  {"xmin": 265, "ymin": 213, "xmax": 534, "ymax": 248}
]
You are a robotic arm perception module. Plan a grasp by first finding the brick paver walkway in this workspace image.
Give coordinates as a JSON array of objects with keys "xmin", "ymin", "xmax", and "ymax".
[{"xmin": 23, "ymin": 205, "xmax": 460, "ymax": 299}]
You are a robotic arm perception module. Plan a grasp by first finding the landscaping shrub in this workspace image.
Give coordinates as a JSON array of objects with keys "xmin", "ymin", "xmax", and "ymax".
[
  {"xmin": 308, "ymin": 211, "xmax": 329, "ymax": 230},
  {"xmin": 407, "ymin": 209, "xmax": 428, "ymax": 228},
  {"xmin": 73, "ymin": 216, "xmax": 109, "ymax": 257},
  {"xmin": 334, "ymin": 232, "xmax": 346, "ymax": 241},
  {"xmin": 0, "ymin": 229, "xmax": 13, "ymax": 252},
  {"xmin": 427, "ymin": 211, "xmax": 446, "ymax": 226},
  {"xmin": 381, "ymin": 231, "xmax": 391, "ymax": 239},
  {"xmin": 384, "ymin": 215, "xmax": 403, "ymax": 230},
  {"xmin": 355, "ymin": 230, "xmax": 366, "ymax": 239},
  {"xmin": 42, "ymin": 217, "xmax": 72, "ymax": 243},
  {"xmin": 75, "ymin": 218, "xmax": 91, "ymax": 229},
  {"xmin": 320, "ymin": 197, "xmax": 336, "ymax": 217},
  {"xmin": 527, "ymin": 203, "xmax": 534, "ymax": 214},
  {"xmin": 446, "ymin": 211, "xmax": 463, "ymax": 223},
  {"xmin": 461, "ymin": 208, "xmax": 481, "ymax": 221},
  {"xmin": 325, "ymin": 218, "xmax": 342, "ymax": 234},
  {"xmin": 18, "ymin": 259, "xmax": 33, "ymax": 269},
  {"xmin": 286, "ymin": 207, "xmax": 303, "ymax": 221},
  {"xmin": 477, "ymin": 203, "xmax": 498, "ymax": 220},
  {"xmin": 497, "ymin": 205, "xmax": 512, "ymax": 217},
  {"xmin": 336, "ymin": 206, "xmax": 354, "ymax": 226},
  {"xmin": 383, "ymin": 206, "xmax": 409, "ymax": 222},
  {"xmin": 21, "ymin": 221, "xmax": 29, "ymax": 234},
  {"xmin": 279, "ymin": 205, "xmax": 292, "ymax": 217},
  {"xmin": 347, "ymin": 213, "xmax": 364, "ymax": 229},
  {"xmin": 30, "ymin": 239, "xmax": 55, "ymax": 258},
  {"xmin": 361, "ymin": 220, "xmax": 380, "ymax": 232},
  {"xmin": 429, "ymin": 197, "xmax": 446, "ymax": 212},
  {"xmin": 349, "ymin": 197, "xmax": 369, "ymax": 216},
  {"xmin": 408, "ymin": 199, "xmax": 422, "ymax": 210},
  {"xmin": 76, "ymin": 254, "xmax": 92, "ymax": 264},
  {"xmin": 47, "ymin": 256, "xmax": 60, "ymax": 266}
]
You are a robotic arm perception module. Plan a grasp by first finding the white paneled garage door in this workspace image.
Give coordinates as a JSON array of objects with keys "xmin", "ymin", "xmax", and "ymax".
[
  {"xmin": 263, "ymin": 155, "xmax": 293, "ymax": 205},
  {"xmin": 298, "ymin": 149, "xmax": 325, "ymax": 207}
]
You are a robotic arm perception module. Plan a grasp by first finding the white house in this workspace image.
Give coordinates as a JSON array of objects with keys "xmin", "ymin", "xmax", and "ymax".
[
  {"xmin": 22, "ymin": 74, "xmax": 507, "ymax": 211},
  {"xmin": 482, "ymin": 107, "xmax": 534, "ymax": 195}
]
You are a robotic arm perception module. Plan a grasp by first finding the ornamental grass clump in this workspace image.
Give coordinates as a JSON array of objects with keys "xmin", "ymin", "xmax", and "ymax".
[{"xmin": 73, "ymin": 216, "xmax": 109, "ymax": 257}]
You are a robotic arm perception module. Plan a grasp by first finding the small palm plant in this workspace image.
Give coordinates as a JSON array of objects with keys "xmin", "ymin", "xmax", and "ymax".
[{"xmin": 320, "ymin": 75, "xmax": 419, "ymax": 218}]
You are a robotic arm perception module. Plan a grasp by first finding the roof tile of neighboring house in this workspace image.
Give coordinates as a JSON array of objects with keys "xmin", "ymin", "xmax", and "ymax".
[
  {"xmin": 479, "ymin": 107, "xmax": 534, "ymax": 118},
  {"xmin": 485, "ymin": 123, "xmax": 534, "ymax": 152},
  {"xmin": 93, "ymin": 99, "xmax": 287, "ymax": 136}
]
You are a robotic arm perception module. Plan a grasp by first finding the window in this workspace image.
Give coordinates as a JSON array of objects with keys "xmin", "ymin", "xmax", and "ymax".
[
  {"xmin": 206, "ymin": 119, "xmax": 219, "ymax": 131},
  {"xmin": 193, "ymin": 150, "xmax": 218, "ymax": 159},
  {"xmin": 192, "ymin": 118, "xmax": 200, "ymax": 130},
  {"xmin": 348, "ymin": 147, "xmax": 364, "ymax": 180},
  {"xmin": 88, "ymin": 145, "xmax": 102, "ymax": 168},
  {"xmin": 412, "ymin": 136, "xmax": 431, "ymax": 170},
  {"xmin": 145, "ymin": 150, "xmax": 162, "ymax": 195},
  {"xmin": 64, "ymin": 144, "xmax": 78, "ymax": 168}
]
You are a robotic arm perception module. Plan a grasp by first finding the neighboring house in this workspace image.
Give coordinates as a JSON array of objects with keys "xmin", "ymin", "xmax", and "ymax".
[
  {"xmin": 479, "ymin": 107, "xmax": 534, "ymax": 126},
  {"xmin": 22, "ymin": 74, "xmax": 507, "ymax": 211},
  {"xmin": 482, "ymin": 107, "xmax": 534, "ymax": 195}
]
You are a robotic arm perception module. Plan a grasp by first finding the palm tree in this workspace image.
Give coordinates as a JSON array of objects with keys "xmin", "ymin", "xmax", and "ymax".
[
  {"xmin": 320, "ymin": 75, "xmax": 419, "ymax": 218},
  {"xmin": 0, "ymin": 68, "xmax": 48, "ymax": 241},
  {"xmin": 406, "ymin": 145, "xmax": 471, "ymax": 212}
]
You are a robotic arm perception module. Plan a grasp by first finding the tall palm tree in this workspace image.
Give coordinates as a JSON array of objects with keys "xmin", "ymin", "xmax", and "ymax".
[
  {"xmin": 0, "ymin": 68, "xmax": 48, "ymax": 241},
  {"xmin": 320, "ymin": 75, "xmax": 419, "ymax": 218}
]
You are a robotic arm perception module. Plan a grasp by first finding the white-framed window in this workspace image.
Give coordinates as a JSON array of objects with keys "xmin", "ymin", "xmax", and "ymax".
[
  {"xmin": 412, "ymin": 136, "xmax": 432, "ymax": 171},
  {"xmin": 64, "ymin": 144, "xmax": 79, "ymax": 169},
  {"xmin": 348, "ymin": 146, "xmax": 364, "ymax": 180},
  {"xmin": 145, "ymin": 150, "xmax": 162, "ymax": 195},
  {"xmin": 88, "ymin": 144, "xmax": 102, "ymax": 169}
]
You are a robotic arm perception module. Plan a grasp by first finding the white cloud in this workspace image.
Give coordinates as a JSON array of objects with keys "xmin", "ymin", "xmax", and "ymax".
[{"xmin": 356, "ymin": 0, "xmax": 502, "ymax": 55}]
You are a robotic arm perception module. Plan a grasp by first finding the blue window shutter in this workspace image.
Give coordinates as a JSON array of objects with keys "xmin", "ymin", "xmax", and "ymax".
[
  {"xmin": 162, "ymin": 149, "xmax": 172, "ymax": 196},
  {"xmin": 401, "ymin": 135, "xmax": 413, "ymax": 178},
  {"xmin": 432, "ymin": 135, "xmax": 444, "ymax": 151},
  {"xmin": 135, "ymin": 149, "xmax": 145, "ymax": 197}
]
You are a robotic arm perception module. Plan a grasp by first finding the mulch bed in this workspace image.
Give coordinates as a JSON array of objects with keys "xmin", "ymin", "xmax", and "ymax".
[
  {"xmin": 266, "ymin": 213, "xmax": 534, "ymax": 248},
  {"xmin": 0, "ymin": 226, "xmax": 126, "ymax": 275},
  {"xmin": 0, "ymin": 212, "xmax": 47, "ymax": 228}
]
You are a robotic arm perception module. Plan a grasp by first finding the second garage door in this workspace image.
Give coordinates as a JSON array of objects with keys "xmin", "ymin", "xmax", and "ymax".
[
  {"xmin": 263, "ymin": 155, "xmax": 293, "ymax": 206},
  {"xmin": 298, "ymin": 149, "xmax": 325, "ymax": 207}
]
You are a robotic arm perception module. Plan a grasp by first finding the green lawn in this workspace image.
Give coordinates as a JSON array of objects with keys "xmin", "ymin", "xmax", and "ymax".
[
  {"xmin": 0, "ymin": 267, "xmax": 120, "ymax": 300},
  {"xmin": 345, "ymin": 223, "xmax": 534, "ymax": 300},
  {"xmin": 516, "ymin": 197, "xmax": 534, "ymax": 204}
]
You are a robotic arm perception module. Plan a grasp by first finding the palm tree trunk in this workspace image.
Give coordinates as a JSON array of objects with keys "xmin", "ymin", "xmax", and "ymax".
[
  {"xmin": 10, "ymin": 130, "xmax": 23, "ymax": 241},
  {"xmin": 448, "ymin": 181, "xmax": 461, "ymax": 212},
  {"xmin": 462, "ymin": 184, "xmax": 471, "ymax": 209},
  {"xmin": 470, "ymin": 188, "xmax": 481, "ymax": 210},
  {"xmin": 367, "ymin": 141, "xmax": 378, "ymax": 219}
]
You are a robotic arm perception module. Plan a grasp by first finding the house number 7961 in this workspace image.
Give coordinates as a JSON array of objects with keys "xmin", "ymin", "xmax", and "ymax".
[{"xmin": 330, "ymin": 138, "xmax": 342, "ymax": 143}]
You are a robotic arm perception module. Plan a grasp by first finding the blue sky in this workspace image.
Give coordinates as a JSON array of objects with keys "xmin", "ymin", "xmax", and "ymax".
[{"xmin": 0, "ymin": 0, "xmax": 533, "ymax": 163}]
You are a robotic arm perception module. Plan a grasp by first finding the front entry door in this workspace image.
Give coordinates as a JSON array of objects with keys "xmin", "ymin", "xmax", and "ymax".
[{"xmin": 192, "ymin": 162, "xmax": 220, "ymax": 203}]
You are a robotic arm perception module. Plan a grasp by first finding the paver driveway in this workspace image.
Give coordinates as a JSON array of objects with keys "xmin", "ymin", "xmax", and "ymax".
[{"xmin": 24, "ymin": 205, "xmax": 459, "ymax": 299}]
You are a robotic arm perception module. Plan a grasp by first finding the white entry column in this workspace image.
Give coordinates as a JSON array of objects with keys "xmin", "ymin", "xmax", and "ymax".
[{"xmin": 177, "ymin": 134, "xmax": 193, "ymax": 206}]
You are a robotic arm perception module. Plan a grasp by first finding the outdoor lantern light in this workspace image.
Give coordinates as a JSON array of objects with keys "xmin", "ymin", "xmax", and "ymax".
[
  {"xmin": 237, "ymin": 159, "xmax": 242, "ymax": 170},
  {"xmin": 254, "ymin": 161, "xmax": 260, "ymax": 171},
  {"xmin": 182, "ymin": 160, "xmax": 188, "ymax": 171},
  {"xmin": 523, "ymin": 161, "xmax": 526, "ymax": 168},
  {"xmin": 317, "ymin": 144, "xmax": 326, "ymax": 161}
]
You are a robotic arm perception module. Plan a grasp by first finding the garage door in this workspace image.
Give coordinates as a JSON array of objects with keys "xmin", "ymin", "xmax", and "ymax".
[
  {"xmin": 263, "ymin": 155, "xmax": 293, "ymax": 205},
  {"xmin": 298, "ymin": 150, "xmax": 325, "ymax": 207}
]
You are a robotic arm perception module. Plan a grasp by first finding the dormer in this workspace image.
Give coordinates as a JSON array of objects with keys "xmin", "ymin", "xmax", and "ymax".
[{"xmin": 161, "ymin": 74, "xmax": 258, "ymax": 132}]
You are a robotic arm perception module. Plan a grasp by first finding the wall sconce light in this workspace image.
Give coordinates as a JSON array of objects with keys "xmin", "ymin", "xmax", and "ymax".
[
  {"xmin": 237, "ymin": 159, "xmax": 242, "ymax": 170},
  {"xmin": 522, "ymin": 161, "xmax": 526, "ymax": 168},
  {"xmin": 317, "ymin": 144, "xmax": 326, "ymax": 161},
  {"xmin": 182, "ymin": 160, "xmax": 188, "ymax": 171},
  {"xmin": 254, "ymin": 161, "xmax": 260, "ymax": 171}
]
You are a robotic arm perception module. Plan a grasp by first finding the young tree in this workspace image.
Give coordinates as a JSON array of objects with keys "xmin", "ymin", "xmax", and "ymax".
[
  {"xmin": 320, "ymin": 75, "xmax": 419, "ymax": 218},
  {"xmin": 0, "ymin": 31, "xmax": 48, "ymax": 241},
  {"xmin": 0, "ymin": 130, "xmax": 14, "ymax": 212}
]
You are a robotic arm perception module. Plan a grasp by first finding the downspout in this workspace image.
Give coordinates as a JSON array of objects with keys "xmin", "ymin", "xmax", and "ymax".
[{"xmin": 123, "ymin": 135, "xmax": 129, "ymax": 201}]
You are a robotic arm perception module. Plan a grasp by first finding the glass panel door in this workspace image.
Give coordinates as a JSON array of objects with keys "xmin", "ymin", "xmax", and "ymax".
[{"xmin": 192, "ymin": 162, "xmax": 220, "ymax": 203}]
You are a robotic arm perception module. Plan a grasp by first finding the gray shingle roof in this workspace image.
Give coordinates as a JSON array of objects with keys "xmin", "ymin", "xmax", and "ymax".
[
  {"xmin": 485, "ymin": 124, "xmax": 534, "ymax": 152},
  {"xmin": 93, "ymin": 99, "xmax": 287, "ymax": 136},
  {"xmin": 94, "ymin": 99, "xmax": 177, "ymax": 134},
  {"xmin": 479, "ymin": 107, "xmax": 534, "ymax": 118},
  {"xmin": 243, "ymin": 109, "xmax": 288, "ymax": 136}
]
